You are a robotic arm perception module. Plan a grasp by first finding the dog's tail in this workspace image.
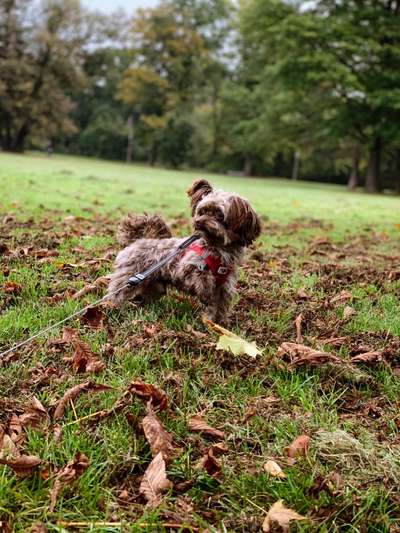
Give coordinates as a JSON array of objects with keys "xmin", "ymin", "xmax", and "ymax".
[{"xmin": 117, "ymin": 213, "xmax": 172, "ymax": 246}]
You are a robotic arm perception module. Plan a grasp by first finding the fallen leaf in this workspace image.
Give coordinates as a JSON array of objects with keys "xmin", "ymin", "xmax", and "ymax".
[
  {"xmin": 128, "ymin": 381, "xmax": 168, "ymax": 411},
  {"xmin": 80, "ymin": 307, "xmax": 105, "ymax": 329},
  {"xmin": 351, "ymin": 351, "xmax": 384, "ymax": 364},
  {"xmin": 278, "ymin": 342, "xmax": 342, "ymax": 366},
  {"xmin": 19, "ymin": 397, "xmax": 48, "ymax": 429},
  {"xmin": 203, "ymin": 317, "xmax": 261, "ymax": 358},
  {"xmin": 68, "ymin": 340, "xmax": 105, "ymax": 374},
  {"xmin": 72, "ymin": 276, "xmax": 108, "ymax": 300},
  {"xmin": 343, "ymin": 305, "xmax": 356, "ymax": 319},
  {"xmin": 62, "ymin": 328, "xmax": 78, "ymax": 342},
  {"xmin": 331, "ymin": 290, "xmax": 353, "ymax": 304},
  {"xmin": 285, "ymin": 435, "xmax": 310, "ymax": 465},
  {"xmin": 49, "ymin": 452, "xmax": 89, "ymax": 512},
  {"xmin": 263, "ymin": 460, "xmax": 286, "ymax": 479},
  {"xmin": 0, "ymin": 455, "xmax": 41, "ymax": 478},
  {"xmin": 139, "ymin": 452, "xmax": 172, "ymax": 508},
  {"xmin": 142, "ymin": 409, "xmax": 175, "ymax": 462},
  {"xmin": 188, "ymin": 415, "xmax": 225, "ymax": 439},
  {"xmin": 297, "ymin": 287, "xmax": 309, "ymax": 299},
  {"xmin": 3, "ymin": 281, "xmax": 22, "ymax": 294},
  {"xmin": 30, "ymin": 522, "xmax": 47, "ymax": 533},
  {"xmin": 262, "ymin": 500, "xmax": 307, "ymax": 532},
  {"xmin": 195, "ymin": 442, "xmax": 228, "ymax": 477},
  {"xmin": 294, "ymin": 314, "xmax": 303, "ymax": 344},
  {"xmin": 53, "ymin": 381, "xmax": 113, "ymax": 420}
]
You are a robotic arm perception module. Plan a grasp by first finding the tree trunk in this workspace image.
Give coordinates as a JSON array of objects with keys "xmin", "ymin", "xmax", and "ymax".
[
  {"xmin": 347, "ymin": 145, "xmax": 360, "ymax": 191},
  {"xmin": 395, "ymin": 149, "xmax": 400, "ymax": 194},
  {"xmin": 243, "ymin": 156, "xmax": 252, "ymax": 176},
  {"xmin": 126, "ymin": 115, "xmax": 134, "ymax": 163},
  {"xmin": 291, "ymin": 150, "xmax": 300, "ymax": 180},
  {"xmin": 365, "ymin": 136, "xmax": 382, "ymax": 193}
]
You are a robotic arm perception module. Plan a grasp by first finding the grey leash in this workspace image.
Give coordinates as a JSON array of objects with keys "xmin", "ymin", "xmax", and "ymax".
[{"xmin": 0, "ymin": 234, "xmax": 199, "ymax": 359}]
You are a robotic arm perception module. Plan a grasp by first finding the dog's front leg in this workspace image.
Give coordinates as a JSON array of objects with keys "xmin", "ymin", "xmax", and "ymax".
[{"xmin": 212, "ymin": 280, "xmax": 236, "ymax": 324}]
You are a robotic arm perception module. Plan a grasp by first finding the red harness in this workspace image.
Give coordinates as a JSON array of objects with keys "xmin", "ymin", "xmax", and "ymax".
[{"xmin": 185, "ymin": 243, "xmax": 231, "ymax": 285}]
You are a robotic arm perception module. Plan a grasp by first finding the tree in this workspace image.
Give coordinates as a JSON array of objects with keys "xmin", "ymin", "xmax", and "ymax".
[{"xmin": 0, "ymin": 0, "xmax": 105, "ymax": 152}]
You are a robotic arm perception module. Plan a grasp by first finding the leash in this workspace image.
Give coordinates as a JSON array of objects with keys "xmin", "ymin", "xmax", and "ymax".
[{"xmin": 0, "ymin": 234, "xmax": 199, "ymax": 359}]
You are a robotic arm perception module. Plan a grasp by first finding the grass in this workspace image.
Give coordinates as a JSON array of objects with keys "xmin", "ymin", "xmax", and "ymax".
[{"xmin": 1, "ymin": 151, "xmax": 400, "ymax": 532}]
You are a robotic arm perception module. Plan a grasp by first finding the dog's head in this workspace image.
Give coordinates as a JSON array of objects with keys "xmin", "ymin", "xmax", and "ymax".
[{"xmin": 187, "ymin": 179, "xmax": 261, "ymax": 247}]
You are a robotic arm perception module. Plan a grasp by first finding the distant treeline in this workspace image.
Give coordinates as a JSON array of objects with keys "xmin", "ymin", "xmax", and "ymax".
[{"xmin": 1, "ymin": 0, "xmax": 400, "ymax": 192}]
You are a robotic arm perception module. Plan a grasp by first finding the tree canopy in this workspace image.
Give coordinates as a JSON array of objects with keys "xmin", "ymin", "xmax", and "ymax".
[{"xmin": 1, "ymin": 0, "xmax": 399, "ymax": 192}]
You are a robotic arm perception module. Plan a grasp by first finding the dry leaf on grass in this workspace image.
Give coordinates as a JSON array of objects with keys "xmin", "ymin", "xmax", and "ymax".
[
  {"xmin": 19, "ymin": 397, "xmax": 48, "ymax": 429},
  {"xmin": 263, "ymin": 460, "xmax": 286, "ymax": 479},
  {"xmin": 343, "ymin": 305, "xmax": 356, "ymax": 319},
  {"xmin": 296, "ymin": 287, "xmax": 309, "ymax": 299},
  {"xmin": 278, "ymin": 342, "xmax": 342, "ymax": 366},
  {"xmin": 262, "ymin": 500, "xmax": 307, "ymax": 532},
  {"xmin": 142, "ymin": 409, "xmax": 175, "ymax": 462},
  {"xmin": 53, "ymin": 381, "xmax": 112, "ymax": 420},
  {"xmin": 49, "ymin": 452, "xmax": 89, "ymax": 512},
  {"xmin": 188, "ymin": 415, "xmax": 225, "ymax": 439},
  {"xmin": 195, "ymin": 442, "xmax": 228, "ymax": 477},
  {"xmin": 80, "ymin": 307, "xmax": 106, "ymax": 329},
  {"xmin": 351, "ymin": 351, "xmax": 384, "ymax": 364},
  {"xmin": 331, "ymin": 290, "xmax": 353, "ymax": 304},
  {"xmin": 294, "ymin": 314, "xmax": 303, "ymax": 344},
  {"xmin": 30, "ymin": 522, "xmax": 47, "ymax": 533},
  {"xmin": 285, "ymin": 435, "xmax": 310, "ymax": 465},
  {"xmin": 203, "ymin": 317, "xmax": 261, "ymax": 358},
  {"xmin": 67, "ymin": 340, "xmax": 105, "ymax": 374},
  {"xmin": 0, "ymin": 455, "xmax": 42, "ymax": 478},
  {"xmin": 139, "ymin": 452, "xmax": 172, "ymax": 508},
  {"xmin": 72, "ymin": 276, "xmax": 108, "ymax": 300},
  {"xmin": 128, "ymin": 381, "xmax": 168, "ymax": 411}
]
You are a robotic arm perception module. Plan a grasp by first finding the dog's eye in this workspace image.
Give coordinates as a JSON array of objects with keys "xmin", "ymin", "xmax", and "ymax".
[{"xmin": 215, "ymin": 210, "xmax": 224, "ymax": 222}]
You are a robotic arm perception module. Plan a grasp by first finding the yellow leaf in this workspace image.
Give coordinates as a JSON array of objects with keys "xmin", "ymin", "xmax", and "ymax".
[
  {"xmin": 263, "ymin": 460, "xmax": 286, "ymax": 479},
  {"xmin": 263, "ymin": 500, "xmax": 307, "ymax": 532},
  {"xmin": 203, "ymin": 318, "xmax": 261, "ymax": 358}
]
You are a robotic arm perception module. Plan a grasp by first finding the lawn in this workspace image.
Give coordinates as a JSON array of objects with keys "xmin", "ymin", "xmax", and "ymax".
[{"xmin": 1, "ymin": 152, "xmax": 400, "ymax": 532}]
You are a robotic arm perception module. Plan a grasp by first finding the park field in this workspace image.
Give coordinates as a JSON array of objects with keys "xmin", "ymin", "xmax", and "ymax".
[{"xmin": 1, "ymin": 152, "xmax": 400, "ymax": 532}]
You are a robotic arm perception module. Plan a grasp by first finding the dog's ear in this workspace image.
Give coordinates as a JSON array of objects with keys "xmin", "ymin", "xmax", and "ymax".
[
  {"xmin": 187, "ymin": 179, "xmax": 213, "ymax": 214},
  {"xmin": 226, "ymin": 197, "xmax": 262, "ymax": 246}
]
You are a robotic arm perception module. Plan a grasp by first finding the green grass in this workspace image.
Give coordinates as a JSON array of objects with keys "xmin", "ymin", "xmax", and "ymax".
[{"xmin": 1, "ymin": 152, "xmax": 400, "ymax": 532}]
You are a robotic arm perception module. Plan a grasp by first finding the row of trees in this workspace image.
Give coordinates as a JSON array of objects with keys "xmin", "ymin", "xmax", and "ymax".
[{"xmin": 1, "ymin": 0, "xmax": 400, "ymax": 192}]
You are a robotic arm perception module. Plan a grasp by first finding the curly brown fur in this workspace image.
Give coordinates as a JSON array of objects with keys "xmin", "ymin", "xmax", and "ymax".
[
  {"xmin": 117, "ymin": 213, "xmax": 172, "ymax": 246},
  {"xmin": 107, "ymin": 179, "xmax": 261, "ymax": 322}
]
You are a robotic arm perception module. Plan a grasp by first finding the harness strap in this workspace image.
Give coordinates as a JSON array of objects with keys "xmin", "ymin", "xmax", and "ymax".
[{"xmin": 185, "ymin": 243, "xmax": 231, "ymax": 285}]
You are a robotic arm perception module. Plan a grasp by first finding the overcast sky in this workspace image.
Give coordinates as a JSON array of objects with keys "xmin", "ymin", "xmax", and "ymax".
[{"xmin": 83, "ymin": 0, "xmax": 158, "ymax": 14}]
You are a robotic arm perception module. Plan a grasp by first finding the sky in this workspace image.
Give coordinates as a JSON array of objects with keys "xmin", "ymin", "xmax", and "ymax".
[{"xmin": 83, "ymin": 0, "xmax": 157, "ymax": 14}]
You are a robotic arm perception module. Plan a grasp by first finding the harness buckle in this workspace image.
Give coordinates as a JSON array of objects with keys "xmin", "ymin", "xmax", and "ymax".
[
  {"xmin": 197, "ymin": 262, "xmax": 208, "ymax": 272},
  {"xmin": 217, "ymin": 266, "xmax": 228, "ymax": 275}
]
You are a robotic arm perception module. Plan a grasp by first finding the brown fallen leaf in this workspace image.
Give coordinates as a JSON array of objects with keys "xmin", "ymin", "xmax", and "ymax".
[
  {"xmin": 0, "ymin": 455, "xmax": 42, "ymax": 478},
  {"xmin": 262, "ymin": 500, "xmax": 307, "ymax": 532},
  {"xmin": 67, "ymin": 340, "xmax": 105, "ymax": 374},
  {"xmin": 139, "ymin": 452, "xmax": 172, "ymax": 508},
  {"xmin": 263, "ymin": 460, "xmax": 286, "ymax": 479},
  {"xmin": 49, "ymin": 452, "xmax": 89, "ymax": 512},
  {"xmin": 53, "ymin": 381, "xmax": 113, "ymax": 420},
  {"xmin": 188, "ymin": 415, "xmax": 225, "ymax": 439},
  {"xmin": 195, "ymin": 442, "xmax": 228, "ymax": 477},
  {"xmin": 351, "ymin": 351, "xmax": 384, "ymax": 364},
  {"xmin": 297, "ymin": 287, "xmax": 309, "ymax": 299},
  {"xmin": 30, "ymin": 522, "xmax": 47, "ymax": 533},
  {"xmin": 294, "ymin": 314, "xmax": 303, "ymax": 344},
  {"xmin": 343, "ymin": 305, "xmax": 356, "ymax": 320},
  {"xmin": 278, "ymin": 342, "xmax": 342, "ymax": 366},
  {"xmin": 80, "ymin": 307, "xmax": 106, "ymax": 329},
  {"xmin": 331, "ymin": 290, "xmax": 353, "ymax": 304},
  {"xmin": 142, "ymin": 409, "xmax": 175, "ymax": 463},
  {"xmin": 3, "ymin": 281, "xmax": 22, "ymax": 294},
  {"xmin": 72, "ymin": 276, "xmax": 109, "ymax": 300},
  {"xmin": 128, "ymin": 381, "xmax": 168, "ymax": 411},
  {"xmin": 19, "ymin": 397, "xmax": 49, "ymax": 429},
  {"xmin": 62, "ymin": 327, "xmax": 79, "ymax": 342},
  {"xmin": 285, "ymin": 435, "xmax": 310, "ymax": 465}
]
